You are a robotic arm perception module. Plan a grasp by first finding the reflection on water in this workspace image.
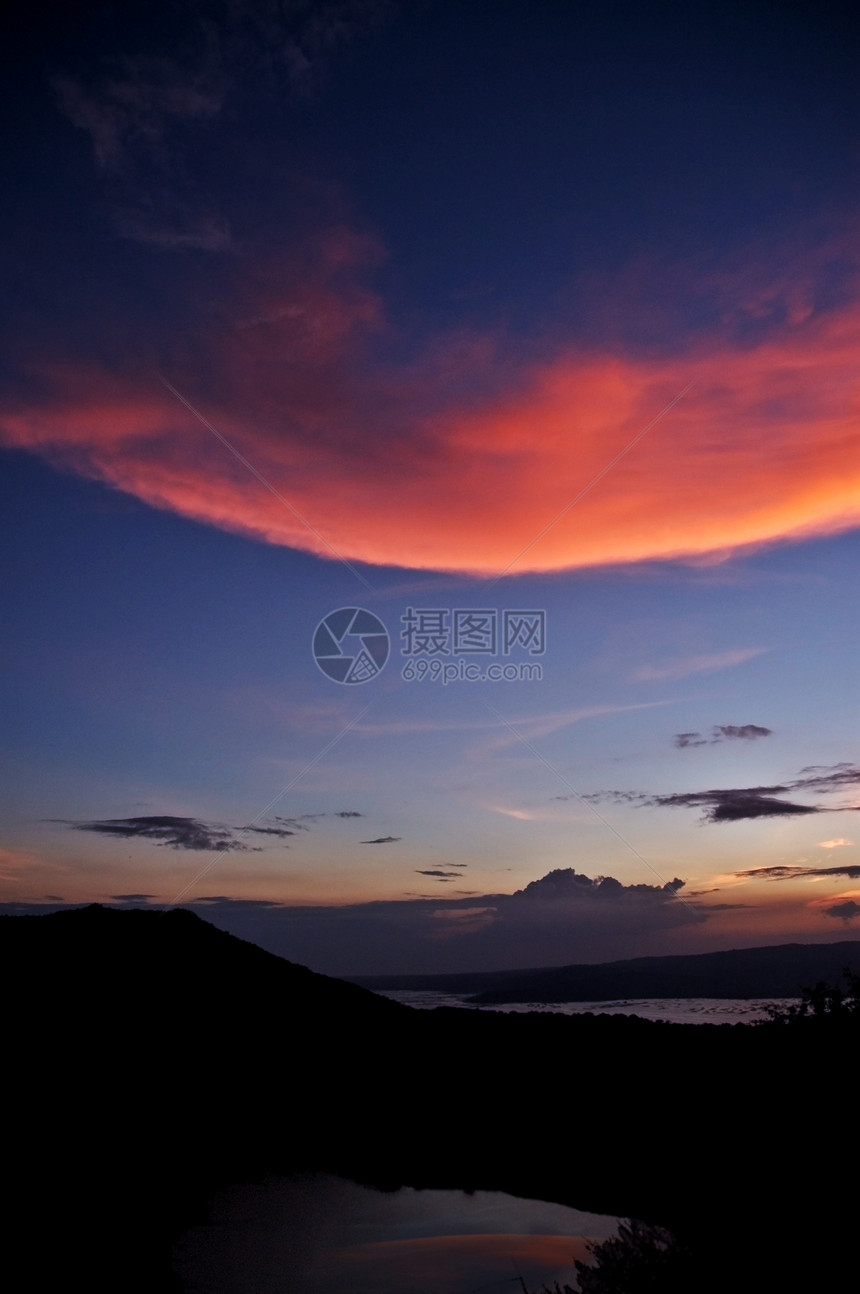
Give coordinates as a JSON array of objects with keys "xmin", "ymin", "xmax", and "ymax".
[{"xmin": 174, "ymin": 1174, "xmax": 620, "ymax": 1293}]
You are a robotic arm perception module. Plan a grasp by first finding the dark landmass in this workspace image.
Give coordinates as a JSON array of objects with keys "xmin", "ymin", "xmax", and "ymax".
[
  {"xmin": 4, "ymin": 905, "xmax": 858, "ymax": 1293},
  {"xmin": 352, "ymin": 938, "xmax": 860, "ymax": 1002}
]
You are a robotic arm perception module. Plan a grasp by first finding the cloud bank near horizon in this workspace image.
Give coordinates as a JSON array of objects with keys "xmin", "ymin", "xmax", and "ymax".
[{"xmin": 0, "ymin": 867, "xmax": 704, "ymax": 975}]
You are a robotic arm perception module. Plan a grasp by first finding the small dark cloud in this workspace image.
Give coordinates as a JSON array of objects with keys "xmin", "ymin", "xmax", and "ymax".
[
  {"xmin": 243, "ymin": 826, "xmax": 295, "ymax": 839},
  {"xmin": 600, "ymin": 761, "xmax": 860, "ymax": 823},
  {"xmin": 732, "ymin": 864, "xmax": 860, "ymax": 881},
  {"xmin": 111, "ymin": 893, "xmax": 156, "ymax": 903},
  {"xmin": 591, "ymin": 743, "xmax": 860, "ymax": 827},
  {"xmin": 674, "ymin": 724, "xmax": 772, "ymax": 749},
  {"xmin": 334, "ymin": 811, "xmax": 363, "ymax": 818},
  {"xmin": 360, "ymin": 836, "xmax": 401, "ymax": 844},
  {"xmin": 821, "ymin": 900, "xmax": 860, "ymax": 922},
  {"xmin": 646, "ymin": 785, "xmax": 823, "ymax": 822},
  {"xmin": 415, "ymin": 870, "xmax": 463, "ymax": 878},
  {"xmin": 65, "ymin": 815, "xmax": 247, "ymax": 851},
  {"xmin": 191, "ymin": 894, "xmax": 283, "ymax": 909},
  {"xmin": 706, "ymin": 795, "xmax": 818, "ymax": 822},
  {"xmin": 714, "ymin": 724, "xmax": 772, "ymax": 741}
]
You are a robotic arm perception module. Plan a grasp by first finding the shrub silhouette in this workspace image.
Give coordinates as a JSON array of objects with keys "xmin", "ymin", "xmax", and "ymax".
[{"xmin": 536, "ymin": 1218, "xmax": 690, "ymax": 1293}]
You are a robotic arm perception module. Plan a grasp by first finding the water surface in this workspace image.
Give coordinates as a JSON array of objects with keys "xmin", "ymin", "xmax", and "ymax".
[
  {"xmin": 377, "ymin": 991, "xmax": 796, "ymax": 1024},
  {"xmin": 174, "ymin": 1173, "xmax": 621, "ymax": 1293}
]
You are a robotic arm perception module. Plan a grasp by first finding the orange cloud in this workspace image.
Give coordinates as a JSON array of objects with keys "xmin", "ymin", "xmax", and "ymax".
[{"xmin": 3, "ymin": 236, "xmax": 860, "ymax": 575}]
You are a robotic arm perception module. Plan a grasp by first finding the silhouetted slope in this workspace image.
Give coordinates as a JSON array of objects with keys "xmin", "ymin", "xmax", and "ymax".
[
  {"xmin": 4, "ymin": 905, "xmax": 857, "ymax": 1294},
  {"xmin": 352, "ymin": 938, "xmax": 860, "ymax": 1002},
  {"xmin": 3, "ymin": 905, "xmax": 408, "ymax": 1293}
]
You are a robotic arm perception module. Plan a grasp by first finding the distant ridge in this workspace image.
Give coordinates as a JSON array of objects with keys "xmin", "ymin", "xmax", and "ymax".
[{"xmin": 350, "ymin": 939, "xmax": 860, "ymax": 1003}]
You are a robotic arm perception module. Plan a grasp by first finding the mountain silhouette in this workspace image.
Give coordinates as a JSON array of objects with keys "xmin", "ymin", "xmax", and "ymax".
[{"xmin": 4, "ymin": 905, "xmax": 407, "ymax": 1293}]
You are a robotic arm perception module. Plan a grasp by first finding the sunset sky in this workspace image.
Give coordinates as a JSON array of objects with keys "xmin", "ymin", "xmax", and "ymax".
[{"xmin": 3, "ymin": 0, "xmax": 860, "ymax": 974}]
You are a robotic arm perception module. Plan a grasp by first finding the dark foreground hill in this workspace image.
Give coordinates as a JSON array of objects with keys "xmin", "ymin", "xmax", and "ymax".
[
  {"xmin": 352, "ymin": 938, "xmax": 860, "ymax": 1002},
  {"xmin": 4, "ymin": 906, "xmax": 857, "ymax": 1293}
]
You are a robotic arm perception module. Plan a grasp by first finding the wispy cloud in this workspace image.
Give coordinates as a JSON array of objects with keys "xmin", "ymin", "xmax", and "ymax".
[
  {"xmin": 114, "ymin": 205, "xmax": 231, "ymax": 251},
  {"xmin": 487, "ymin": 805, "xmax": 540, "ymax": 821},
  {"xmin": 732, "ymin": 863, "xmax": 860, "ymax": 881},
  {"xmin": 636, "ymin": 648, "xmax": 767, "ymax": 682},
  {"xmin": 50, "ymin": 2, "xmax": 390, "ymax": 247},
  {"xmin": 351, "ymin": 702, "xmax": 670, "ymax": 748},
  {"xmin": 474, "ymin": 701, "xmax": 673, "ymax": 758}
]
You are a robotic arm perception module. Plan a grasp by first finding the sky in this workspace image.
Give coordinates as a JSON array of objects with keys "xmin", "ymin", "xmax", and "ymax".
[{"xmin": 2, "ymin": 0, "xmax": 860, "ymax": 975}]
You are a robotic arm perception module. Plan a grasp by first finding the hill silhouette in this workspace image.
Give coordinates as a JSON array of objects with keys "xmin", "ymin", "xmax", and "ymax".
[
  {"xmin": 352, "ymin": 938, "xmax": 860, "ymax": 1002},
  {"xmin": 4, "ymin": 905, "xmax": 408, "ymax": 1292},
  {"xmin": 4, "ymin": 905, "xmax": 857, "ymax": 1293}
]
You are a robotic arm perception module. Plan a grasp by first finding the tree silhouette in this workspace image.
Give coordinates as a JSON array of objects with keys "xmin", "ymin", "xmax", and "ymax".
[{"xmin": 761, "ymin": 967, "xmax": 860, "ymax": 1025}]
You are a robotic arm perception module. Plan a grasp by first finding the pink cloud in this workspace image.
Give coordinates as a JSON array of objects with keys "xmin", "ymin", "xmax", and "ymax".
[{"xmin": 3, "ymin": 231, "xmax": 860, "ymax": 576}]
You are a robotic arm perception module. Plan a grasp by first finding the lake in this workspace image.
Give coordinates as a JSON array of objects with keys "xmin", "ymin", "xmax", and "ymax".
[
  {"xmin": 375, "ymin": 991, "xmax": 796, "ymax": 1024},
  {"xmin": 174, "ymin": 1173, "xmax": 622, "ymax": 1293}
]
